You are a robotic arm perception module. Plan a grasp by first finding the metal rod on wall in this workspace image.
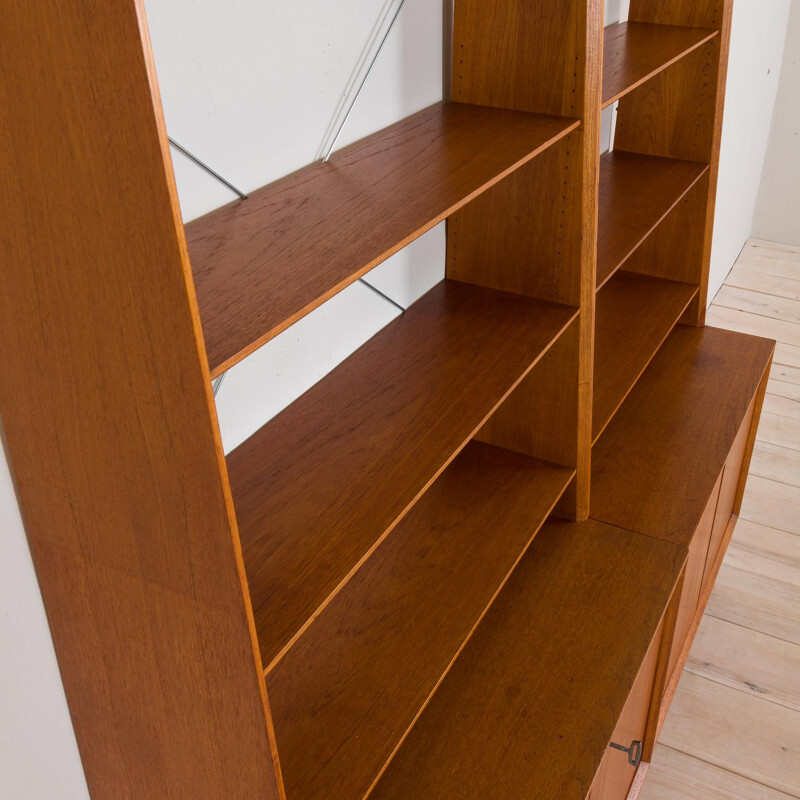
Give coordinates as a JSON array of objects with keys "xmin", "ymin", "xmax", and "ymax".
[
  {"xmin": 323, "ymin": 0, "xmax": 409, "ymax": 162},
  {"xmin": 169, "ymin": 137, "xmax": 249, "ymax": 200}
]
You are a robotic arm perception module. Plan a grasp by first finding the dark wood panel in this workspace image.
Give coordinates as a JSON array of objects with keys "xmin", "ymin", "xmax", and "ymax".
[
  {"xmin": 0, "ymin": 1, "xmax": 282, "ymax": 796},
  {"xmin": 603, "ymin": 22, "xmax": 718, "ymax": 107},
  {"xmin": 447, "ymin": 134, "xmax": 583, "ymax": 307},
  {"xmin": 593, "ymin": 272, "xmax": 698, "ymax": 442},
  {"xmin": 629, "ymin": 0, "xmax": 728, "ymax": 29},
  {"xmin": 616, "ymin": 0, "xmax": 735, "ymax": 323},
  {"xmin": 186, "ymin": 102, "xmax": 577, "ymax": 376},
  {"xmin": 669, "ymin": 475, "xmax": 721, "ymax": 679},
  {"xmin": 477, "ymin": 318, "xmax": 579, "ymax": 471},
  {"xmin": 227, "ymin": 280, "xmax": 577, "ymax": 668},
  {"xmin": 619, "ymin": 173, "xmax": 709, "ymax": 326},
  {"xmin": 590, "ymin": 621, "xmax": 663, "ymax": 799},
  {"xmin": 703, "ymin": 399, "xmax": 755, "ymax": 588},
  {"xmin": 452, "ymin": 0, "xmax": 586, "ymax": 117},
  {"xmin": 592, "ymin": 326, "xmax": 775, "ymax": 547},
  {"xmin": 269, "ymin": 443, "xmax": 573, "ymax": 800},
  {"xmin": 370, "ymin": 519, "xmax": 687, "ymax": 800},
  {"xmin": 450, "ymin": 0, "xmax": 603, "ymax": 519},
  {"xmin": 597, "ymin": 151, "xmax": 709, "ymax": 289}
]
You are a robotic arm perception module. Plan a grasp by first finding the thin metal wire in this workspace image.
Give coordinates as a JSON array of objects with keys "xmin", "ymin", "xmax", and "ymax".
[
  {"xmin": 201, "ymin": 6, "xmax": 408, "ymax": 395},
  {"xmin": 359, "ymin": 278, "xmax": 406, "ymax": 313},
  {"xmin": 323, "ymin": 0, "xmax": 409, "ymax": 162},
  {"xmin": 212, "ymin": 372, "xmax": 226, "ymax": 397},
  {"xmin": 209, "ymin": 278, "xmax": 401, "ymax": 398},
  {"xmin": 168, "ymin": 137, "xmax": 249, "ymax": 200}
]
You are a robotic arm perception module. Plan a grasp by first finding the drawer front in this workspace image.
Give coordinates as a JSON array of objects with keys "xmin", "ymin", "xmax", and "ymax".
[{"xmin": 588, "ymin": 619, "xmax": 663, "ymax": 800}]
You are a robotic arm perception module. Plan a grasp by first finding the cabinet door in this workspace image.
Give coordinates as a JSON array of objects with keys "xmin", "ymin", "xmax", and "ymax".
[
  {"xmin": 667, "ymin": 471, "xmax": 722, "ymax": 679},
  {"xmin": 588, "ymin": 619, "xmax": 663, "ymax": 800},
  {"xmin": 702, "ymin": 397, "xmax": 756, "ymax": 589}
]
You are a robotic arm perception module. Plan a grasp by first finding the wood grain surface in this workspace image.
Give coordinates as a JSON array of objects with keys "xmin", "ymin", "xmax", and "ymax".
[
  {"xmin": 597, "ymin": 151, "xmax": 709, "ymax": 289},
  {"xmin": 448, "ymin": 0, "xmax": 602, "ymax": 519},
  {"xmin": 369, "ymin": 519, "xmax": 686, "ymax": 800},
  {"xmin": 592, "ymin": 326, "xmax": 774, "ymax": 546},
  {"xmin": 621, "ymin": 0, "xmax": 735, "ymax": 321},
  {"xmin": 603, "ymin": 22, "xmax": 718, "ymax": 108},
  {"xmin": 187, "ymin": 102, "xmax": 577, "ymax": 376},
  {"xmin": 227, "ymin": 280, "xmax": 577, "ymax": 668},
  {"xmin": 0, "ymin": 1, "xmax": 283, "ymax": 797},
  {"xmin": 619, "ymin": 173, "xmax": 709, "ymax": 322},
  {"xmin": 589, "ymin": 626, "xmax": 664, "ymax": 799},
  {"xmin": 452, "ymin": 0, "xmax": 585, "ymax": 117},
  {"xmin": 268, "ymin": 444, "xmax": 572, "ymax": 800},
  {"xmin": 668, "ymin": 477, "xmax": 720, "ymax": 679},
  {"xmin": 476, "ymin": 319, "xmax": 580, "ymax": 473},
  {"xmin": 593, "ymin": 272, "xmax": 698, "ymax": 441}
]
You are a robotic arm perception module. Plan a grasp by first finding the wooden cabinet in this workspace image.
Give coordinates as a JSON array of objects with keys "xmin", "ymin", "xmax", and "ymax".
[
  {"xmin": 668, "ymin": 473, "xmax": 722, "ymax": 678},
  {"xmin": 589, "ymin": 622, "xmax": 664, "ymax": 800},
  {"xmin": 0, "ymin": 0, "xmax": 774, "ymax": 798},
  {"xmin": 704, "ymin": 395, "xmax": 758, "ymax": 588}
]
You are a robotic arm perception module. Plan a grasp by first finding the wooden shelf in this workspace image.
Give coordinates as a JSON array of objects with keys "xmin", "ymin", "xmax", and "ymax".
[
  {"xmin": 226, "ymin": 280, "xmax": 578, "ymax": 668},
  {"xmin": 186, "ymin": 102, "xmax": 578, "ymax": 376},
  {"xmin": 368, "ymin": 518, "xmax": 686, "ymax": 800},
  {"xmin": 597, "ymin": 151, "xmax": 709, "ymax": 289},
  {"xmin": 603, "ymin": 22, "xmax": 718, "ymax": 108},
  {"xmin": 592, "ymin": 326, "xmax": 774, "ymax": 546},
  {"xmin": 8, "ymin": 2, "xmax": 760, "ymax": 798},
  {"xmin": 593, "ymin": 271, "xmax": 698, "ymax": 442},
  {"xmin": 267, "ymin": 442, "xmax": 573, "ymax": 800}
]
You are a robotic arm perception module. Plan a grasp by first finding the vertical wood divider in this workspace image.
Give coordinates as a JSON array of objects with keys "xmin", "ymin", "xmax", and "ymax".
[
  {"xmin": 447, "ymin": 0, "xmax": 603, "ymax": 519},
  {"xmin": 0, "ymin": 1, "xmax": 284, "ymax": 797},
  {"xmin": 617, "ymin": 0, "xmax": 735, "ymax": 324}
]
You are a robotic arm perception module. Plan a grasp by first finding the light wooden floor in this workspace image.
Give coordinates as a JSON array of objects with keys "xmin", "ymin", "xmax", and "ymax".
[{"xmin": 641, "ymin": 239, "xmax": 800, "ymax": 800}]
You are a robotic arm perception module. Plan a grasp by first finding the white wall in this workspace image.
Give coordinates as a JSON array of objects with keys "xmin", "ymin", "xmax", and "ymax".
[
  {"xmin": 708, "ymin": 0, "xmax": 792, "ymax": 297},
  {"xmin": 0, "ymin": 440, "xmax": 90, "ymax": 799},
  {"xmin": 147, "ymin": 0, "xmax": 447, "ymax": 452},
  {"xmin": 754, "ymin": 0, "xmax": 800, "ymax": 246},
  {"xmin": 0, "ymin": 1, "xmax": 792, "ymax": 796}
]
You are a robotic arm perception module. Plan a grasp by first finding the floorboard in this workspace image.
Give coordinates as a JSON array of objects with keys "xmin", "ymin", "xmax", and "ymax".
[
  {"xmin": 641, "ymin": 745, "xmax": 795, "ymax": 800},
  {"xmin": 705, "ymin": 562, "xmax": 800, "ymax": 645},
  {"xmin": 740, "ymin": 475, "xmax": 800, "ymax": 535},
  {"xmin": 658, "ymin": 672, "xmax": 800, "ymax": 796},
  {"xmin": 750, "ymin": 441, "xmax": 800, "ymax": 487},
  {"xmin": 685, "ymin": 615, "xmax": 800, "ymax": 711}
]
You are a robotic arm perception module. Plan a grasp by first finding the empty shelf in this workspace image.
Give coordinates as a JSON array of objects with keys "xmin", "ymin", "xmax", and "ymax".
[
  {"xmin": 593, "ymin": 271, "xmax": 698, "ymax": 442},
  {"xmin": 603, "ymin": 22, "xmax": 719, "ymax": 108},
  {"xmin": 369, "ymin": 518, "xmax": 686, "ymax": 800},
  {"xmin": 597, "ymin": 151, "xmax": 709, "ymax": 289},
  {"xmin": 227, "ymin": 280, "xmax": 578, "ymax": 667},
  {"xmin": 186, "ymin": 102, "xmax": 578, "ymax": 376},
  {"xmin": 268, "ymin": 443, "xmax": 573, "ymax": 800},
  {"xmin": 592, "ymin": 325, "xmax": 774, "ymax": 545}
]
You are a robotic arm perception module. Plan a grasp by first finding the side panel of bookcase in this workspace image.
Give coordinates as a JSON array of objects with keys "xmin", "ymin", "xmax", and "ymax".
[
  {"xmin": 0, "ymin": 2, "xmax": 283, "ymax": 797},
  {"xmin": 446, "ymin": 0, "xmax": 603, "ymax": 519}
]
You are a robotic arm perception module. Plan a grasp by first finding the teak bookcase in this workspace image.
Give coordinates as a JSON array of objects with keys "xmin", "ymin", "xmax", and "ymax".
[{"xmin": 0, "ymin": 1, "xmax": 775, "ymax": 799}]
